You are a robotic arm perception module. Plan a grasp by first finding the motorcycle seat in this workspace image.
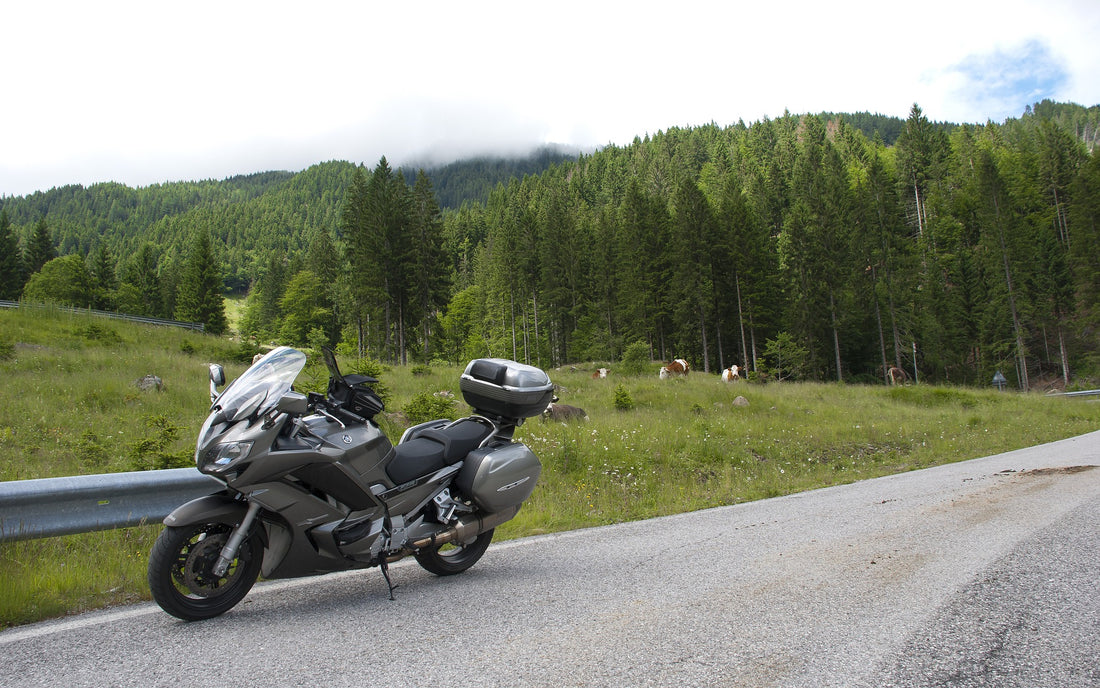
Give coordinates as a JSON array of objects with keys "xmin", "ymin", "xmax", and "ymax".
[{"xmin": 387, "ymin": 418, "xmax": 494, "ymax": 485}]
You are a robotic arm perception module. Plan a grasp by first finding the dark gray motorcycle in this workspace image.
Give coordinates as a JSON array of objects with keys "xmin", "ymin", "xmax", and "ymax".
[{"xmin": 147, "ymin": 346, "xmax": 550, "ymax": 621}]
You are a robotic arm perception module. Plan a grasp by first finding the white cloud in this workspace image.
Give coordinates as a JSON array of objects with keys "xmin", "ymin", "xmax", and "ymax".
[{"xmin": 2, "ymin": 0, "xmax": 1097, "ymax": 197}]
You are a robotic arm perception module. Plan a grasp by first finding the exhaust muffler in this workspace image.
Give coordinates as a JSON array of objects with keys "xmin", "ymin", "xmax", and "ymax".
[{"xmin": 410, "ymin": 505, "xmax": 520, "ymax": 551}]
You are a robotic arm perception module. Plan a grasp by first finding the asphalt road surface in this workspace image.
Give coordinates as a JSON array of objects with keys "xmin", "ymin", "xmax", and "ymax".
[{"xmin": 2, "ymin": 430, "xmax": 1098, "ymax": 687}]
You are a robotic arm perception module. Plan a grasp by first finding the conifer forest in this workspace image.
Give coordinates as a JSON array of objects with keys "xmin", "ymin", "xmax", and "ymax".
[{"xmin": 3, "ymin": 101, "xmax": 1100, "ymax": 390}]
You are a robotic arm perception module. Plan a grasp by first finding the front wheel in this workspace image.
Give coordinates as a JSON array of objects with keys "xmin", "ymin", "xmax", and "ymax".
[
  {"xmin": 414, "ymin": 528, "xmax": 494, "ymax": 576},
  {"xmin": 148, "ymin": 522, "xmax": 262, "ymax": 621}
]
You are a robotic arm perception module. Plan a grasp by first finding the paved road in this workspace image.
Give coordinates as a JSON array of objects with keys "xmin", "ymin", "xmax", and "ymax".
[{"xmin": 2, "ymin": 431, "xmax": 1098, "ymax": 687}]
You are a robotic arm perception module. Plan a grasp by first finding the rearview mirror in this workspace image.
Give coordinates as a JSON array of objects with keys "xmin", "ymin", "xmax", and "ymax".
[
  {"xmin": 209, "ymin": 364, "xmax": 226, "ymax": 386},
  {"xmin": 209, "ymin": 364, "xmax": 226, "ymax": 403}
]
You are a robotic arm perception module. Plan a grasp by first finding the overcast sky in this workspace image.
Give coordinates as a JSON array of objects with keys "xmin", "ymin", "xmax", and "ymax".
[{"xmin": 2, "ymin": 0, "xmax": 1098, "ymax": 198}]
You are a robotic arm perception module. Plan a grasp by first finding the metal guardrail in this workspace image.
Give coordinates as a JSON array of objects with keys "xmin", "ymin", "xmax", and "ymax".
[
  {"xmin": 0, "ymin": 300, "xmax": 204, "ymax": 332},
  {"xmin": 0, "ymin": 468, "xmax": 221, "ymax": 542},
  {"xmin": 2, "ymin": 389, "xmax": 1095, "ymax": 544}
]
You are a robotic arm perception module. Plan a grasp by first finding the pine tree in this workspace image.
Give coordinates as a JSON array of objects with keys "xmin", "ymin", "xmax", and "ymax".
[
  {"xmin": 239, "ymin": 252, "xmax": 288, "ymax": 339},
  {"xmin": 669, "ymin": 175, "xmax": 716, "ymax": 371},
  {"xmin": 278, "ymin": 270, "xmax": 332, "ymax": 346},
  {"xmin": 174, "ymin": 231, "xmax": 227, "ymax": 334},
  {"xmin": 408, "ymin": 170, "xmax": 449, "ymax": 361},
  {"xmin": 24, "ymin": 219, "xmax": 57, "ymax": 276},
  {"xmin": 89, "ymin": 243, "xmax": 118, "ymax": 310},
  {"xmin": 340, "ymin": 165, "xmax": 375, "ymax": 356},
  {"xmin": 364, "ymin": 158, "xmax": 413, "ymax": 363},
  {"xmin": 117, "ymin": 242, "xmax": 163, "ymax": 317},
  {"xmin": 304, "ymin": 228, "xmax": 341, "ymax": 345},
  {"xmin": 0, "ymin": 210, "xmax": 23, "ymax": 299}
]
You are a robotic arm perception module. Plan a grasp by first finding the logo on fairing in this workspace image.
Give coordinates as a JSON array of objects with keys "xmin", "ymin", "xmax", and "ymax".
[
  {"xmin": 496, "ymin": 476, "xmax": 531, "ymax": 492},
  {"xmin": 342, "ymin": 434, "xmax": 353, "ymax": 444}
]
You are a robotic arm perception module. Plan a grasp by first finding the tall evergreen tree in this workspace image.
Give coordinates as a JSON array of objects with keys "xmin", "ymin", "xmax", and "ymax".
[
  {"xmin": 669, "ymin": 175, "xmax": 717, "ymax": 370},
  {"xmin": 0, "ymin": 210, "xmax": 23, "ymax": 299},
  {"xmin": 340, "ymin": 165, "xmax": 375, "ymax": 356},
  {"xmin": 239, "ymin": 252, "xmax": 288, "ymax": 340},
  {"xmin": 363, "ymin": 157, "xmax": 413, "ymax": 363},
  {"xmin": 117, "ymin": 242, "xmax": 163, "ymax": 317},
  {"xmin": 408, "ymin": 170, "xmax": 449, "ymax": 361},
  {"xmin": 304, "ymin": 227, "xmax": 342, "ymax": 345},
  {"xmin": 24, "ymin": 219, "xmax": 57, "ymax": 276},
  {"xmin": 894, "ymin": 104, "xmax": 949, "ymax": 244},
  {"xmin": 88, "ymin": 243, "xmax": 118, "ymax": 310},
  {"xmin": 174, "ymin": 230, "xmax": 227, "ymax": 334}
]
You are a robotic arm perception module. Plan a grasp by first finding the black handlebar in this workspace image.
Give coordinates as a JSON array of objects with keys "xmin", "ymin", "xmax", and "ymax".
[{"xmin": 307, "ymin": 391, "xmax": 368, "ymax": 426}]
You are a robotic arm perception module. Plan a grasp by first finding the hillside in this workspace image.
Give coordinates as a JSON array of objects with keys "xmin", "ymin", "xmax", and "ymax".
[{"xmin": 2, "ymin": 102, "xmax": 1099, "ymax": 390}]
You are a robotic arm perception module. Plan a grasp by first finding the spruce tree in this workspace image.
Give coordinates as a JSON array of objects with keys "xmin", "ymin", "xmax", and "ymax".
[
  {"xmin": 118, "ymin": 242, "xmax": 163, "ymax": 317},
  {"xmin": 89, "ymin": 243, "xmax": 118, "ymax": 310},
  {"xmin": 409, "ymin": 170, "xmax": 449, "ymax": 361},
  {"xmin": 24, "ymin": 219, "xmax": 57, "ymax": 276},
  {"xmin": 0, "ymin": 210, "xmax": 23, "ymax": 299},
  {"xmin": 174, "ymin": 231, "xmax": 228, "ymax": 334}
]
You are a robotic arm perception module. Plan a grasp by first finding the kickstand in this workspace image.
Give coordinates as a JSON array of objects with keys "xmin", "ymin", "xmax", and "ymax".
[{"xmin": 379, "ymin": 557, "xmax": 398, "ymax": 601}]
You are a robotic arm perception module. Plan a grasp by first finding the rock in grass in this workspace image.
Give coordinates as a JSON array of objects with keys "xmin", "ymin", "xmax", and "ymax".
[{"xmin": 135, "ymin": 375, "xmax": 165, "ymax": 392}]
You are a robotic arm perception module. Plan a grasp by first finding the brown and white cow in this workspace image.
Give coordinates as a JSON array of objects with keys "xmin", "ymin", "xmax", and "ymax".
[
  {"xmin": 887, "ymin": 366, "xmax": 909, "ymax": 385},
  {"xmin": 721, "ymin": 365, "xmax": 741, "ymax": 382},
  {"xmin": 659, "ymin": 358, "xmax": 690, "ymax": 379},
  {"xmin": 592, "ymin": 368, "xmax": 609, "ymax": 379}
]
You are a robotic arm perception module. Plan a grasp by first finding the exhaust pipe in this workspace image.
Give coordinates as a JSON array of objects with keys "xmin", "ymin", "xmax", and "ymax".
[{"xmin": 410, "ymin": 506, "xmax": 520, "ymax": 551}]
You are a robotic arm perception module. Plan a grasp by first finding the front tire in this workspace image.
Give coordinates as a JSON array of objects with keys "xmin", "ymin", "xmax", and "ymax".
[
  {"xmin": 414, "ymin": 528, "xmax": 494, "ymax": 576},
  {"xmin": 148, "ymin": 522, "xmax": 262, "ymax": 621}
]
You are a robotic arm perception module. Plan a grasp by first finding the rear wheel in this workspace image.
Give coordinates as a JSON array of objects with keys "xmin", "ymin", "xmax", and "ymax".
[
  {"xmin": 414, "ymin": 528, "xmax": 494, "ymax": 576},
  {"xmin": 148, "ymin": 522, "xmax": 262, "ymax": 621}
]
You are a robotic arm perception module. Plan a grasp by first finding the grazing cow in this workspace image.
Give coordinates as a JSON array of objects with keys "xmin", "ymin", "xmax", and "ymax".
[
  {"xmin": 592, "ymin": 368, "xmax": 609, "ymax": 379},
  {"xmin": 659, "ymin": 358, "xmax": 690, "ymax": 379},
  {"xmin": 542, "ymin": 402, "xmax": 588, "ymax": 422},
  {"xmin": 721, "ymin": 365, "xmax": 741, "ymax": 382},
  {"xmin": 887, "ymin": 366, "xmax": 909, "ymax": 385}
]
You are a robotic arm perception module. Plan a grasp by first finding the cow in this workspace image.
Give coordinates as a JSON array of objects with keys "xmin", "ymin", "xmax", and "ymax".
[
  {"xmin": 659, "ymin": 358, "xmax": 690, "ymax": 379},
  {"xmin": 887, "ymin": 366, "xmax": 909, "ymax": 385},
  {"xmin": 721, "ymin": 365, "xmax": 741, "ymax": 382},
  {"xmin": 542, "ymin": 402, "xmax": 588, "ymax": 422},
  {"xmin": 592, "ymin": 368, "xmax": 609, "ymax": 379}
]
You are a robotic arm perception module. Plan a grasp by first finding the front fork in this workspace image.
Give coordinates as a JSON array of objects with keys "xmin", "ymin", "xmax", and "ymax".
[{"xmin": 212, "ymin": 501, "xmax": 262, "ymax": 578}]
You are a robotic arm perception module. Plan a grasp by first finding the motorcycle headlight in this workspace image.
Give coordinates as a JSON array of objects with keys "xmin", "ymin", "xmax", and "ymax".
[{"xmin": 199, "ymin": 441, "xmax": 254, "ymax": 471}]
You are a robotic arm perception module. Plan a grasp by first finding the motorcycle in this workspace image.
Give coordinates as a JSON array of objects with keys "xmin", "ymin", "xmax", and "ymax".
[{"xmin": 147, "ymin": 346, "xmax": 551, "ymax": 621}]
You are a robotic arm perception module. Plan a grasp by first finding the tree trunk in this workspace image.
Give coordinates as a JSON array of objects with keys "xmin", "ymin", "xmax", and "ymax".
[
  {"xmin": 829, "ymin": 289, "xmax": 842, "ymax": 382},
  {"xmin": 874, "ymin": 280, "xmax": 888, "ymax": 383},
  {"xmin": 533, "ymin": 291, "xmax": 541, "ymax": 369},
  {"xmin": 994, "ymin": 200, "xmax": 1029, "ymax": 392},
  {"xmin": 509, "ymin": 290, "xmax": 517, "ymax": 361},
  {"xmin": 735, "ymin": 273, "xmax": 749, "ymax": 370},
  {"xmin": 1059, "ymin": 325, "xmax": 1070, "ymax": 388},
  {"xmin": 357, "ymin": 315, "xmax": 365, "ymax": 359}
]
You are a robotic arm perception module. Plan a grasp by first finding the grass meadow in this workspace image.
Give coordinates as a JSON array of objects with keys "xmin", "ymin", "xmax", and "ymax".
[{"xmin": 2, "ymin": 306, "xmax": 1098, "ymax": 628}]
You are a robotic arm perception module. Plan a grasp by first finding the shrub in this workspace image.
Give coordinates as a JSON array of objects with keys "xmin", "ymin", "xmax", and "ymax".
[
  {"xmin": 129, "ymin": 415, "xmax": 191, "ymax": 470},
  {"xmin": 617, "ymin": 341, "xmax": 652, "ymax": 376},
  {"xmin": 613, "ymin": 384, "xmax": 635, "ymax": 411},
  {"xmin": 402, "ymin": 392, "xmax": 458, "ymax": 425},
  {"xmin": 74, "ymin": 323, "xmax": 121, "ymax": 345}
]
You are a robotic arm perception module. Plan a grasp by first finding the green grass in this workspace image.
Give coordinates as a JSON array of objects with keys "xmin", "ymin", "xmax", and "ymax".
[{"xmin": 2, "ymin": 307, "xmax": 1099, "ymax": 628}]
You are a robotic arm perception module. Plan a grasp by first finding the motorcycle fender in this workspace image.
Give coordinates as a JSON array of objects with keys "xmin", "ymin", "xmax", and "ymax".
[{"xmin": 163, "ymin": 493, "xmax": 249, "ymax": 528}]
